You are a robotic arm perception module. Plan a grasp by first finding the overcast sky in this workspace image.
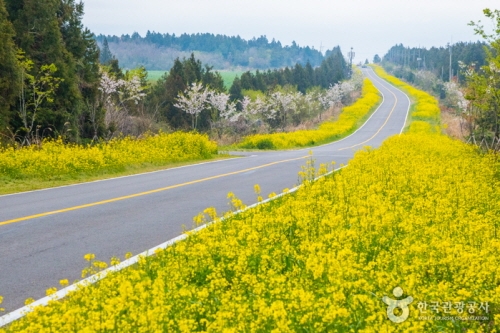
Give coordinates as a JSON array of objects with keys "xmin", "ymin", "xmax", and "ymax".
[{"xmin": 82, "ymin": 0, "xmax": 498, "ymax": 63}]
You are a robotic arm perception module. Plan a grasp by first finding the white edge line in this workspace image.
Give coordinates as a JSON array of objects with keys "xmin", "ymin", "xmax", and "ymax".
[
  {"xmin": 0, "ymin": 69, "xmax": 412, "ymax": 327},
  {"xmin": 295, "ymin": 70, "xmax": 386, "ymax": 152},
  {"xmin": 365, "ymin": 67, "xmax": 411, "ymax": 134},
  {"xmin": 0, "ymin": 157, "xmax": 237, "ymax": 198},
  {"xmin": 0, "ymin": 164, "xmax": 347, "ymax": 328},
  {"xmin": 0, "ymin": 69, "xmax": 397, "ymax": 199}
]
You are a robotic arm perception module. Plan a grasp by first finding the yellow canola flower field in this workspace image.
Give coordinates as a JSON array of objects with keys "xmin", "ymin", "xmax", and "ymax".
[
  {"xmin": 372, "ymin": 65, "xmax": 441, "ymax": 133},
  {"xmin": 0, "ymin": 132, "xmax": 218, "ymax": 182},
  {"xmin": 239, "ymin": 78, "xmax": 382, "ymax": 149},
  {"xmin": 1, "ymin": 131, "xmax": 498, "ymax": 332}
]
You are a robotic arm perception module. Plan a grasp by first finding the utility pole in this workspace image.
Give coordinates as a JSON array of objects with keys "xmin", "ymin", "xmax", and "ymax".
[
  {"xmin": 348, "ymin": 47, "xmax": 355, "ymax": 78},
  {"xmin": 448, "ymin": 41, "xmax": 453, "ymax": 82},
  {"xmin": 417, "ymin": 46, "xmax": 421, "ymax": 70}
]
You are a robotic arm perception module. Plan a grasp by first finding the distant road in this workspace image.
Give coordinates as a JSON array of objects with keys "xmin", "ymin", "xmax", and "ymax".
[{"xmin": 0, "ymin": 68, "xmax": 410, "ymax": 312}]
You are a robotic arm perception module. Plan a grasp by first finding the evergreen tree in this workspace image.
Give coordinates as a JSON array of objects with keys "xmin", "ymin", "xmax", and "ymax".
[
  {"xmin": 382, "ymin": 42, "xmax": 486, "ymax": 82},
  {"xmin": 316, "ymin": 47, "xmax": 347, "ymax": 88},
  {"xmin": 240, "ymin": 72, "xmax": 255, "ymax": 90},
  {"xmin": 146, "ymin": 54, "xmax": 225, "ymax": 130},
  {"xmin": 229, "ymin": 77, "xmax": 243, "ymax": 103},
  {"xmin": 0, "ymin": 0, "xmax": 20, "ymax": 133},
  {"xmin": 5, "ymin": 0, "xmax": 101, "ymax": 142},
  {"xmin": 94, "ymin": 32, "xmax": 327, "ymax": 70},
  {"xmin": 304, "ymin": 61, "xmax": 315, "ymax": 88},
  {"xmin": 228, "ymin": 47, "xmax": 347, "ymax": 94},
  {"xmin": 99, "ymin": 37, "xmax": 114, "ymax": 65},
  {"xmin": 293, "ymin": 64, "xmax": 307, "ymax": 93}
]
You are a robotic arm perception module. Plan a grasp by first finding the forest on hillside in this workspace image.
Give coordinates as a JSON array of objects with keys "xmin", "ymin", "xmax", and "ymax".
[
  {"xmin": 0, "ymin": 0, "xmax": 101, "ymax": 144},
  {"xmin": 378, "ymin": 22, "xmax": 500, "ymax": 151},
  {"xmin": 381, "ymin": 42, "xmax": 487, "ymax": 82},
  {"xmin": 95, "ymin": 32, "xmax": 327, "ymax": 70},
  {"xmin": 0, "ymin": 0, "xmax": 351, "ymax": 145},
  {"xmin": 3, "ymin": 0, "xmax": 498, "ymax": 150}
]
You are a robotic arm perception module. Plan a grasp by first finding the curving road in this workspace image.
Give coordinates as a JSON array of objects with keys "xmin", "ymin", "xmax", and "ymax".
[{"xmin": 0, "ymin": 68, "xmax": 410, "ymax": 313}]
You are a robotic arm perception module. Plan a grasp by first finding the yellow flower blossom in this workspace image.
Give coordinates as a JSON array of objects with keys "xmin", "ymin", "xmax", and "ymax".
[
  {"xmin": 0, "ymin": 132, "xmax": 218, "ymax": 190},
  {"xmin": 1, "ymin": 72, "xmax": 498, "ymax": 332},
  {"xmin": 239, "ymin": 78, "xmax": 382, "ymax": 149}
]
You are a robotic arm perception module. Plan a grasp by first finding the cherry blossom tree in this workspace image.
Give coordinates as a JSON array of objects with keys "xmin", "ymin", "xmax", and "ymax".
[
  {"xmin": 99, "ymin": 70, "xmax": 147, "ymax": 138},
  {"xmin": 319, "ymin": 84, "xmax": 343, "ymax": 120},
  {"xmin": 206, "ymin": 91, "xmax": 239, "ymax": 137},
  {"xmin": 174, "ymin": 82, "xmax": 209, "ymax": 130}
]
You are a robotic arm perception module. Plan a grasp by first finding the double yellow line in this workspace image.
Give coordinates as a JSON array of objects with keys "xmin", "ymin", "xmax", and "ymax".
[
  {"xmin": 2, "ymin": 73, "xmax": 405, "ymax": 227},
  {"xmin": 0, "ymin": 156, "xmax": 308, "ymax": 227},
  {"xmin": 338, "ymin": 73, "xmax": 399, "ymax": 151}
]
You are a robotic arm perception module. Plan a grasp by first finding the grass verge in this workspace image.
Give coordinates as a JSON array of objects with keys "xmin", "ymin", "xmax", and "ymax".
[{"xmin": 0, "ymin": 156, "xmax": 233, "ymax": 196}]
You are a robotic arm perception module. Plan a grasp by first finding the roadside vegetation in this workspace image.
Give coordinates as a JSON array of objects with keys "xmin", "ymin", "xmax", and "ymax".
[
  {"xmin": 378, "ymin": 8, "xmax": 500, "ymax": 150},
  {"xmin": 238, "ymin": 77, "xmax": 381, "ymax": 149},
  {"xmin": 0, "ymin": 132, "xmax": 218, "ymax": 195},
  {"xmin": 372, "ymin": 65, "xmax": 441, "ymax": 133},
  {"xmin": 0, "ymin": 0, "xmax": 357, "ymax": 194},
  {"xmin": 0, "ymin": 0, "xmax": 350, "ymax": 149},
  {"xmin": 2, "ymin": 68, "xmax": 499, "ymax": 331}
]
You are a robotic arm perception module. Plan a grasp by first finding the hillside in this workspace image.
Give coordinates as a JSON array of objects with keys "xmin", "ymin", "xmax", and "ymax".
[{"xmin": 95, "ymin": 32, "xmax": 327, "ymax": 70}]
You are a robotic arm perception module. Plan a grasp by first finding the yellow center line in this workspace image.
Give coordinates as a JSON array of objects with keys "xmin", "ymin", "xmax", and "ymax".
[
  {"xmin": 0, "ymin": 155, "xmax": 309, "ymax": 227},
  {"xmin": 338, "ymin": 75, "xmax": 399, "ymax": 151}
]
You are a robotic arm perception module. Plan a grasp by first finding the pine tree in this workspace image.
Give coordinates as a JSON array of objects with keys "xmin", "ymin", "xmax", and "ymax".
[
  {"xmin": 292, "ymin": 64, "xmax": 307, "ymax": 93},
  {"xmin": 99, "ymin": 37, "xmax": 114, "ymax": 65},
  {"xmin": 146, "ymin": 54, "xmax": 224, "ymax": 130},
  {"xmin": 5, "ymin": 0, "xmax": 101, "ymax": 141},
  {"xmin": 0, "ymin": 0, "xmax": 20, "ymax": 133},
  {"xmin": 229, "ymin": 77, "xmax": 243, "ymax": 102}
]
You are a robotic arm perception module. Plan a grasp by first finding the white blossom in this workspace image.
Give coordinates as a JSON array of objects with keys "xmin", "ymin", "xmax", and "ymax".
[
  {"xmin": 319, "ymin": 83, "xmax": 343, "ymax": 109},
  {"xmin": 444, "ymin": 81, "xmax": 469, "ymax": 113},
  {"xmin": 174, "ymin": 82, "xmax": 209, "ymax": 129}
]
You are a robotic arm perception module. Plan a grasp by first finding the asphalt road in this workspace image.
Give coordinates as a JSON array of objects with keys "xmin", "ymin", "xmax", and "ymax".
[{"xmin": 0, "ymin": 68, "xmax": 410, "ymax": 313}]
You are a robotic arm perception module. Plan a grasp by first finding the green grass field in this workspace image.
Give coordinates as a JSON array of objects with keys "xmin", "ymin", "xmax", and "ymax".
[
  {"xmin": 218, "ymin": 70, "xmax": 246, "ymax": 88},
  {"xmin": 147, "ymin": 70, "xmax": 168, "ymax": 83},
  {"xmin": 147, "ymin": 70, "xmax": 247, "ymax": 89}
]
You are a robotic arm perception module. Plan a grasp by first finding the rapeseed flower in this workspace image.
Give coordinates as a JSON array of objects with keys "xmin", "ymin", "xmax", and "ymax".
[
  {"xmin": 1, "ymin": 71, "xmax": 498, "ymax": 332},
  {"xmin": 239, "ymin": 78, "xmax": 382, "ymax": 149}
]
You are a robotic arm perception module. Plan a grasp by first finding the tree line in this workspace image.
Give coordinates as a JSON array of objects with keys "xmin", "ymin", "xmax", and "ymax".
[
  {"xmin": 381, "ymin": 42, "xmax": 487, "ymax": 82},
  {"xmin": 0, "ymin": 0, "xmax": 352, "ymax": 145},
  {"xmin": 379, "ymin": 9, "xmax": 500, "ymax": 151},
  {"xmin": 229, "ymin": 46, "xmax": 347, "ymax": 99},
  {"xmin": 95, "ymin": 32, "xmax": 327, "ymax": 70},
  {"xmin": 0, "ymin": 0, "xmax": 100, "ymax": 144}
]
